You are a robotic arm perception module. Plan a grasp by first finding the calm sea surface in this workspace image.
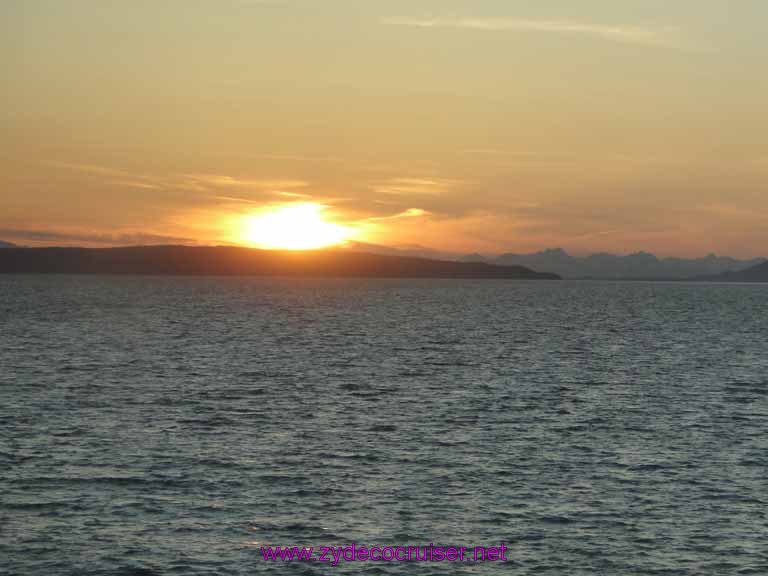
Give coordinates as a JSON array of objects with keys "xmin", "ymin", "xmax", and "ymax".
[{"xmin": 1, "ymin": 275, "xmax": 767, "ymax": 575}]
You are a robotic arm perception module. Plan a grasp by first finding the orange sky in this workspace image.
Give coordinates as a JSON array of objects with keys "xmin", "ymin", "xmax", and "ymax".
[{"xmin": 2, "ymin": 1, "xmax": 767, "ymax": 257}]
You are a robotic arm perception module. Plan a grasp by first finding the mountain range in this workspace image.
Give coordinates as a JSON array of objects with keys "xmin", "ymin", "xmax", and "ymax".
[
  {"xmin": 2, "ymin": 240, "xmax": 766, "ymax": 280},
  {"xmin": 343, "ymin": 243, "xmax": 765, "ymax": 280},
  {"xmin": 486, "ymin": 248, "xmax": 766, "ymax": 279},
  {"xmin": 705, "ymin": 261, "xmax": 768, "ymax": 283},
  {"xmin": 0, "ymin": 245, "xmax": 559, "ymax": 279}
]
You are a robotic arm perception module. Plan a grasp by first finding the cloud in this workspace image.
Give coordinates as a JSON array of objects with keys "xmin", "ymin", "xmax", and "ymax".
[
  {"xmin": 463, "ymin": 149, "xmax": 576, "ymax": 164},
  {"xmin": 50, "ymin": 161, "xmax": 168, "ymax": 191},
  {"xmin": 49, "ymin": 162, "xmax": 127, "ymax": 177},
  {"xmin": 0, "ymin": 228, "xmax": 196, "ymax": 246},
  {"xmin": 179, "ymin": 174, "xmax": 309, "ymax": 191},
  {"xmin": 396, "ymin": 208, "xmax": 430, "ymax": 218},
  {"xmin": 247, "ymin": 152, "xmax": 344, "ymax": 164},
  {"xmin": 277, "ymin": 191, "xmax": 312, "ymax": 199},
  {"xmin": 210, "ymin": 190, "xmax": 313, "ymax": 206},
  {"xmin": 112, "ymin": 180, "xmax": 165, "ymax": 190},
  {"xmin": 384, "ymin": 17, "xmax": 684, "ymax": 48},
  {"xmin": 210, "ymin": 195, "xmax": 266, "ymax": 205},
  {"xmin": 371, "ymin": 177, "xmax": 457, "ymax": 196},
  {"xmin": 367, "ymin": 208, "xmax": 432, "ymax": 221},
  {"xmin": 50, "ymin": 162, "xmax": 310, "ymax": 197}
]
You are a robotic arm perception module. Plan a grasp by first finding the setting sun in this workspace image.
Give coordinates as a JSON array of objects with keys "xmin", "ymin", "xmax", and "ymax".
[{"xmin": 239, "ymin": 203, "xmax": 356, "ymax": 250}]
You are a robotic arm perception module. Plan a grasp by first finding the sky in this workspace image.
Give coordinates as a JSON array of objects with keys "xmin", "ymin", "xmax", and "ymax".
[{"xmin": 2, "ymin": 0, "xmax": 767, "ymax": 256}]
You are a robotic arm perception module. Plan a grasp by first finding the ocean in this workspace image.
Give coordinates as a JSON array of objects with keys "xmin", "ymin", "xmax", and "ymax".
[{"xmin": 2, "ymin": 275, "xmax": 767, "ymax": 575}]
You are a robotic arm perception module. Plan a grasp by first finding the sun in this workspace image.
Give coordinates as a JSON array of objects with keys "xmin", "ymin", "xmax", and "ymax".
[{"xmin": 239, "ymin": 202, "xmax": 356, "ymax": 250}]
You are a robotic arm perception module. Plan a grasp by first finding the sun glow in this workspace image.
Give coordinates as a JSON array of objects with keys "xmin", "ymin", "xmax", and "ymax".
[{"xmin": 239, "ymin": 203, "xmax": 356, "ymax": 249}]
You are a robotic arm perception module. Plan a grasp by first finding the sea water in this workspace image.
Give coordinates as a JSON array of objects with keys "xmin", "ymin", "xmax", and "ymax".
[{"xmin": 2, "ymin": 276, "xmax": 767, "ymax": 575}]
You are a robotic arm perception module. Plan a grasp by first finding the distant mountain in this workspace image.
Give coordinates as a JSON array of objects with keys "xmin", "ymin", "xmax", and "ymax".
[
  {"xmin": 704, "ymin": 261, "xmax": 768, "ymax": 282},
  {"xmin": 459, "ymin": 253, "xmax": 488, "ymax": 263},
  {"xmin": 0, "ymin": 240, "xmax": 17, "ymax": 248},
  {"xmin": 0, "ymin": 246, "xmax": 560, "ymax": 280},
  {"xmin": 491, "ymin": 248, "xmax": 765, "ymax": 279},
  {"xmin": 341, "ymin": 241, "xmax": 463, "ymax": 262}
]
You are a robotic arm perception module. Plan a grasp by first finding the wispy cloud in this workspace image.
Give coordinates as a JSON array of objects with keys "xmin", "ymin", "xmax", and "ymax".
[
  {"xmin": 277, "ymin": 191, "xmax": 312, "ymax": 199},
  {"xmin": 384, "ymin": 17, "xmax": 685, "ymax": 48},
  {"xmin": 49, "ymin": 161, "xmax": 131, "ymax": 177},
  {"xmin": 50, "ymin": 161, "xmax": 169, "ymax": 191},
  {"xmin": 397, "ymin": 208, "xmax": 430, "ymax": 218},
  {"xmin": 210, "ymin": 195, "xmax": 267, "ymax": 205},
  {"xmin": 50, "ymin": 162, "xmax": 311, "ymax": 197},
  {"xmin": 211, "ymin": 190, "xmax": 313, "ymax": 205},
  {"xmin": 0, "ymin": 228, "xmax": 195, "ymax": 246},
  {"xmin": 179, "ymin": 174, "xmax": 309, "ymax": 191},
  {"xmin": 463, "ymin": 149, "xmax": 578, "ymax": 166},
  {"xmin": 248, "ymin": 152, "xmax": 344, "ymax": 164},
  {"xmin": 371, "ymin": 177, "xmax": 458, "ymax": 196},
  {"xmin": 112, "ymin": 180, "xmax": 165, "ymax": 190},
  {"xmin": 367, "ymin": 208, "xmax": 432, "ymax": 221}
]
